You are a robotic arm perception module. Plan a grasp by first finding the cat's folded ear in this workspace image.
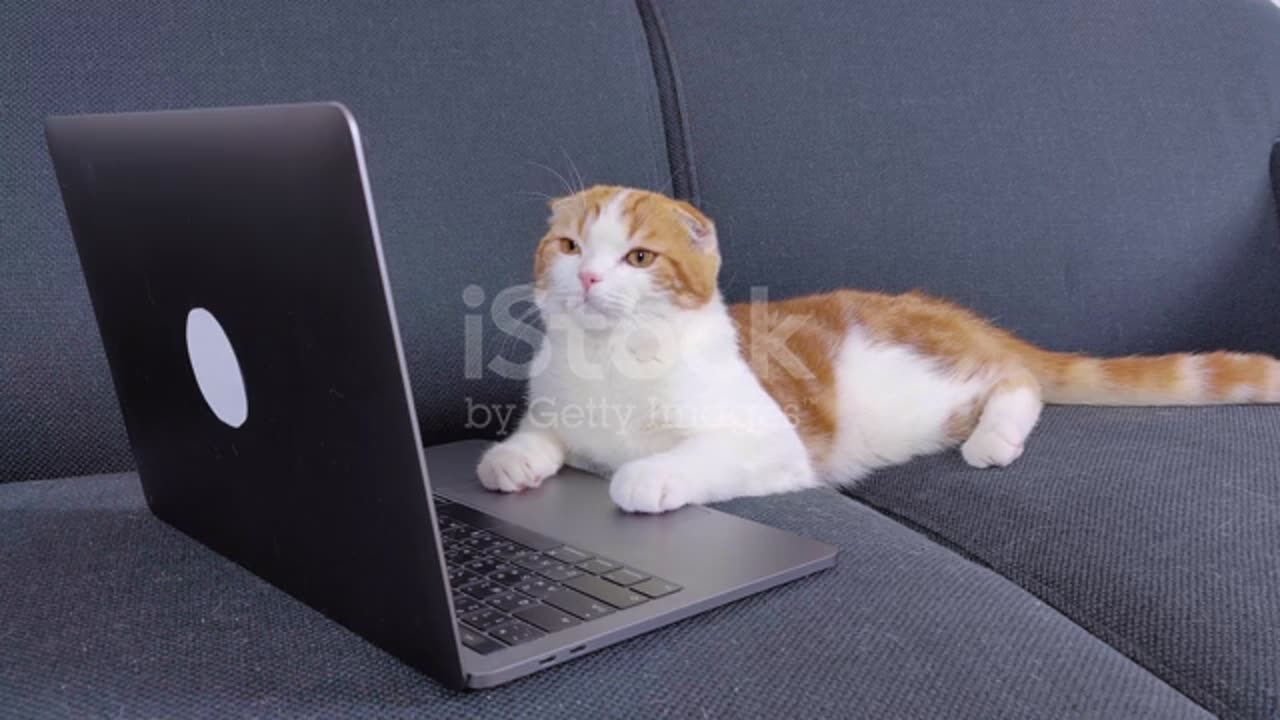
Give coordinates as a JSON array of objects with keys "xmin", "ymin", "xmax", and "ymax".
[
  {"xmin": 547, "ymin": 194, "xmax": 575, "ymax": 221},
  {"xmin": 674, "ymin": 201, "xmax": 717, "ymax": 254}
]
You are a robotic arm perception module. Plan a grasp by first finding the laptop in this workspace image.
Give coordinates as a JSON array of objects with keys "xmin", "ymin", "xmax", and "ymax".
[{"xmin": 44, "ymin": 102, "xmax": 837, "ymax": 689}]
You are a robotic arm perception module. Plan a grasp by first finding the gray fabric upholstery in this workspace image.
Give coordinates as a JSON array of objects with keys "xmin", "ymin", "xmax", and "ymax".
[
  {"xmin": 0, "ymin": 1, "xmax": 669, "ymax": 483},
  {"xmin": 0, "ymin": 473, "xmax": 1208, "ymax": 719},
  {"xmin": 655, "ymin": 0, "xmax": 1280, "ymax": 357},
  {"xmin": 5, "ymin": 1, "xmax": 1280, "ymax": 716},
  {"xmin": 849, "ymin": 406, "xmax": 1280, "ymax": 719}
]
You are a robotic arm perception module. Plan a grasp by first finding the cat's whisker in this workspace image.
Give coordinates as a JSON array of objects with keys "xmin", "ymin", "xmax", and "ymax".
[
  {"xmin": 558, "ymin": 145, "xmax": 586, "ymax": 196},
  {"xmin": 721, "ymin": 268, "xmax": 740, "ymax": 298},
  {"xmin": 525, "ymin": 160, "xmax": 575, "ymax": 200},
  {"xmin": 513, "ymin": 189, "xmax": 555, "ymax": 203}
]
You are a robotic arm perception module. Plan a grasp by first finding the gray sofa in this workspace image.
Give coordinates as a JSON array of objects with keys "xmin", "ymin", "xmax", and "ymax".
[{"xmin": 3, "ymin": 2, "xmax": 1279, "ymax": 718}]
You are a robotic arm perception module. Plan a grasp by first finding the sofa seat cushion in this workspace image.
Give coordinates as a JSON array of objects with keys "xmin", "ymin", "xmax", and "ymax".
[
  {"xmin": 1, "ymin": 473, "xmax": 1205, "ymax": 718},
  {"xmin": 851, "ymin": 406, "xmax": 1280, "ymax": 719}
]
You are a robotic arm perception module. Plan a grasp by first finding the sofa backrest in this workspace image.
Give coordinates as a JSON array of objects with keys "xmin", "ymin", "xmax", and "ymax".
[
  {"xmin": 1, "ymin": 1, "xmax": 671, "ymax": 482},
  {"xmin": 656, "ymin": 0, "xmax": 1280, "ymax": 355},
  {"xmin": 6, "ymin": 2, "xmax": 1280, "ymax": 483}
]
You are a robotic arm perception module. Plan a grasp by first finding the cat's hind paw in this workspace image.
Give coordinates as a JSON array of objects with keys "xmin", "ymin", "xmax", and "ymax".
[
  {"xmin": 960, "ymin": 429, "xmax": 1024, "ymax": 469},
  {"xmin": 609, "ymin": 459, "xmax": 690, "ymax": 514}
]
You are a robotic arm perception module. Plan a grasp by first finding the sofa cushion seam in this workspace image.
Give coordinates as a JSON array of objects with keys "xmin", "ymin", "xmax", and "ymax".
[
  {"xmin": 632, "ymin": 0, "xmax": 700, "ymax": 206},
  {"xmin": 624, "ymin": 0, "xmax": 670, "ymax": 199}
]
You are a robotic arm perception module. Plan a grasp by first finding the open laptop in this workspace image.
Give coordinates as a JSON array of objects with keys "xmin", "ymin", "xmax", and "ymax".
[{"xmin": 44, "ymin": 102, "xmax": 836, "ymax": 690}]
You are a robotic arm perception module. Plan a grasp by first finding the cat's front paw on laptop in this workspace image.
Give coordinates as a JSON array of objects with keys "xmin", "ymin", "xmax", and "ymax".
[
  {"xmin": 609, "ymin": 459, "xmax": 690, "ymax": 514},
  {"xmin": 477, "ymin": 432, "xmax": 565, "ymax": 493}
]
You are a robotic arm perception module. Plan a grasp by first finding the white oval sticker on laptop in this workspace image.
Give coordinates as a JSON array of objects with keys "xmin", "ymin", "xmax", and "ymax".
[{"xmin": 185, "ymin": 307, "xmax": 248, "ymax": 428}]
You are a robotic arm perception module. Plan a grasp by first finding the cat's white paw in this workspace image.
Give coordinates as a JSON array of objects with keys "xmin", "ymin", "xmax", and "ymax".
[
  {"xmin": 477, "ymin": 437, "xmax": 562, "ymax": 493},
  {"xmin": 609, "ymin": 459, "xmax": 690, "ymax": 514},
  {"xmin": 960, "ymin": 429, "xmax": 1024, "ymax": 469},
  {"xmin": 962, "ymin": 385, "xmax": 1039, "ymax": 469}
]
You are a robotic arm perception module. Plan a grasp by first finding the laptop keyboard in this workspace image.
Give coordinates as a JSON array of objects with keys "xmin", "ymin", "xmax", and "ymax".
[{"xmin": 433, "ymin": 496, "xmax": 681, "ymax": 655}]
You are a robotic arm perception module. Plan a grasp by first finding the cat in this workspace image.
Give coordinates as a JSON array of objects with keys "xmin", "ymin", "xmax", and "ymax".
[{"xmin": 476, "ymin": 185, "xmax": 1280, "ymax": 513}]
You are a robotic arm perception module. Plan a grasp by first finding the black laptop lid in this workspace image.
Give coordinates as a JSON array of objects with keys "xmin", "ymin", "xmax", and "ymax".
[{"xmin": 45, "ymin": 103, "xmax": 464, "ymax": 687}]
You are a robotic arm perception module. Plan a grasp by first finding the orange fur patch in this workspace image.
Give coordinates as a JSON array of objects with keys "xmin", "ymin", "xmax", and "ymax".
[
  {"xmin": 1099, "ymin": 355, "xmax": 1186, "ymax": 395},
  {"xmin": 944, "ymin": 401, "xmax": 983, "ymax": 443},
  {"xmin": 728, "ymin": 300, "xmax": 847, "ymax": 460},
  {"xmin": 1203, "ymin": 352, "xmax": 1272, "ymax": 401}
]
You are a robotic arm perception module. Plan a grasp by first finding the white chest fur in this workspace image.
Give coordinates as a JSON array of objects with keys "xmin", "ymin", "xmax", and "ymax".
[
  {"xmin": 529, "ymin": 334, "xmax": 681, "ymax": 471},
  {"xmin": 528, "ymin": 301, "xmax": 797, "ymax": 474}
]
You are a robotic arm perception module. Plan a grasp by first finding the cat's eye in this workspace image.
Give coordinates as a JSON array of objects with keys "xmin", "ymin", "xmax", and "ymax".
[
  {"xmin": 558, "ymin": 237, "xmax": 580, "ymax": 254},
  {"xmin": 625, "ymin": 248, "xmax": 658, "ymax": 268}
]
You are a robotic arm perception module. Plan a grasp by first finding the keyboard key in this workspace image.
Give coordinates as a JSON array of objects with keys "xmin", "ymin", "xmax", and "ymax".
[
  {"xmin": 514, "ymin": 553, "xmax": 560, "ymax": 573},
  {"xmin": 458, "ymin": 624, "xmax": 504, "ymax": 654},
  {"xmin": 491, "ymin": 544, "xmax": 532, "ymax": 562},
  {"xmin": 448, "ymin": 567, "xmax": 482, "ymax": 588},
  {"xmin": 487, "ymin": 541, "xmax": 517, "ymax": 557},
  {"xmin": 494, "ymin": 545, "xmax": 529, "ymax": 563},
  {"xmin": 453, "ymin": 594, "xmax": 484, "ymax": 616},
  {"xmin": 543, "ymin": 587, "xmax": 615, "ymax": 621},
  {"xmin": 461, "ymin": 580, "xmax": 507, "ymax": 601},
  {"xmin": 546, "ymin": 546, "xmax": 591, "ymax": 564},
  {"xmin": 514, "ymin": 604, "xmax": 583, "ymax": 633},
  {"xmin": 487, "ymin": 591, "xmax": 539, "ymax": 614},
  {"xmin": 514, "ymin": 578, "xmax": 556, "ymax": 598},
  {"xmin": 488, "ymin": 620, "xmax": 546, "ymax": 646},
  {"xmin": 632, "ymin": 578, "xmax": 682, "ymax": 598},
  {"xmin": 464, "ymin": 557, "xmax": 506, "ymax": 576},
  {"xmin": 446, "ymin": 547, "xmax": 479, "ymax": 566},
  {"xmin": 565, "ymin": 574, "xmax": 647, "ymax": 609},
  {"xmin": 489, "ymin": 568, "xmax": 534, "ymax": 587},
  {"xmin": 460, "ymin": 607, "xmax": 508, "ymax": 631},
  {"xmin": 602, "ymin": 568, "xmax": 649, "ymax": 586},
  {"xmin": 442, "ymin": 526, "xmax": 471, "ymax": 541},
  {"xmin": 538, "ymin": 563, "xmax": 583, "ymax": 583},
  {"xmin": 462, "ymin": 534, "xmax": 504, "ymax": 552},
  {"xmin": 577, "ymin": 558, "xmax": 620, "ymax": 575}
]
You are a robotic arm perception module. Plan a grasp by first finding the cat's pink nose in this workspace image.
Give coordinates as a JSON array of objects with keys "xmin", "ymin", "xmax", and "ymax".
[{"xmin": 578, "ymin": 271, "xmax": 602, "ymax": 293}]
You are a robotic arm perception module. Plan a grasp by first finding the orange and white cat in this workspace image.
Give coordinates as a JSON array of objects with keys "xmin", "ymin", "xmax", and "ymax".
[{"xmin": 477, "ymin": 186, "xmax": 1280, "ymax": 513}]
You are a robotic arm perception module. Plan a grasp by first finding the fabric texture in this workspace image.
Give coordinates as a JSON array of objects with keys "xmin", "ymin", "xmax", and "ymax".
[
  {"xmin": 849, "ymin": 406, "xmax": 1280, "ymax": 719},
  {"xmin": 0, "ymin": 473, "xmax": 1208, "ymax": 719},
  {"xmin": 0, "ymin": 0, "xmax": 670, "ymax": 483},
  {"xmin": 656, "ymin": 0, "xmax": 1280, "ymax": 358},
  {"xmin": 4, "ymin": 1, "xmax": 1280, "ymax": 717}
]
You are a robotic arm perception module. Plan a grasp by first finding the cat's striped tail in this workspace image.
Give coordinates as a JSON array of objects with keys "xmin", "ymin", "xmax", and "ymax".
[{"xmin": 1016, "ymin": 345, "xmax": 1280, "ymax": 406}]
